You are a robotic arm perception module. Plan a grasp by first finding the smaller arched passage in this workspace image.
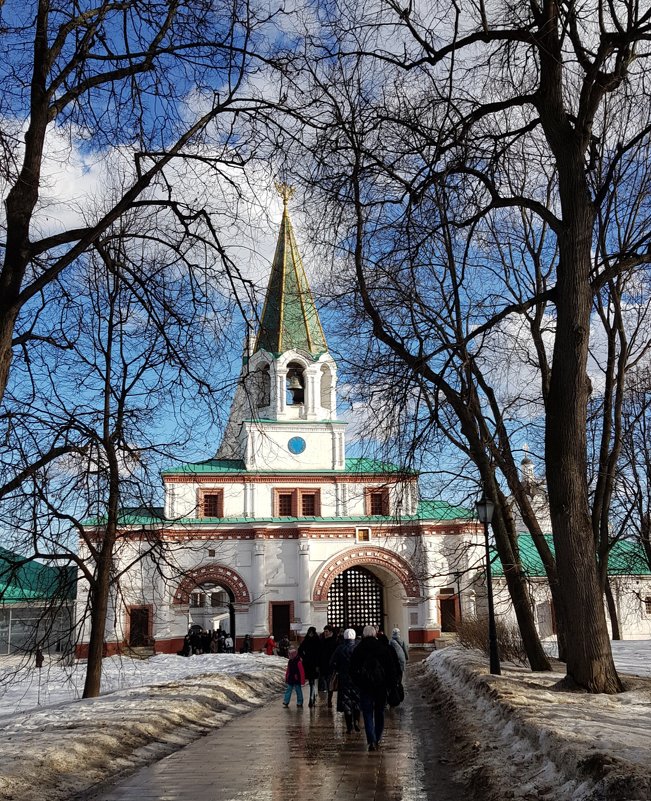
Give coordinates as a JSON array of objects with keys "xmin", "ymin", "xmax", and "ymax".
[
  {"xmin": 312, "ymin": 546, "xmax": 421, "ymax": 602},
  {"xmin": 173, "ymin": 564, "xmax": 251, "ymax": 606}
]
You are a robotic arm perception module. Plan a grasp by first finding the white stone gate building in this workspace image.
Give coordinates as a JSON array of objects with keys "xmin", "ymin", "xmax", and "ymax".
[{"xmin": 77, "ymin": 198, "xmax": 481, "ymax": 656}]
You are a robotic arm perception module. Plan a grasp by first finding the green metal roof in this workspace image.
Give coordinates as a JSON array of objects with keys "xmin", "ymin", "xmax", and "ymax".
[
  {"xmin": 414, "ymin": 500, "xmax": 474, "ymax": 521},
  {"xmin": 85, "ymin": 498, "xmax": 471, "ymax": 528},
  {"xmin": 491, "ymin": 534, "xmax": 651, "ymax": 577},
  {"xmin": 161, "ymin": 457, "xmax": 414, "ymax": 476},
  {"xmin": 254, "ymin": 203, "xmax": 328, "ymax": 358},
  {"xmin": 0, "ymin": 546, "xmax": 76, "ymax": 605},
  {"xmin": 82, "ymin": 506, "xmax": 166, "ymax": 527}
]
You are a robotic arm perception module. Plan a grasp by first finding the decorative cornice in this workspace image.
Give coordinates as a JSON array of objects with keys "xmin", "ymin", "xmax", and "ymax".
[{"xmin": 113, "ymin": 522, "xmax": 472, "ymax": 541}]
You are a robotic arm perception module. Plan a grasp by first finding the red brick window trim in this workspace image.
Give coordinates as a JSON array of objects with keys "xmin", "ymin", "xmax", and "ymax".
[
  {"xmin": 276, "ymin": 490, "xmax": 295, "ymax": 517},
  {"xmin": 274, "ymin": 489, "xmax": 321, "ymax": 517},
  {"xmin": 198, "ymin": 489, "xmax": 224, "ymax": 518},
  {"xmin": 366, "ymin": 488, "xmax": 389, "ymax": 516},
  {"xmin": 300, "ymin": 490, "xmax": 320, "ymax": 516}
]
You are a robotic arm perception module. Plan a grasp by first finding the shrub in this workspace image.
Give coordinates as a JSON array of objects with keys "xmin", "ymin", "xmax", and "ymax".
[{"xmin": 456, "ymin": 615, "xmax": 529, "ymax": 666}]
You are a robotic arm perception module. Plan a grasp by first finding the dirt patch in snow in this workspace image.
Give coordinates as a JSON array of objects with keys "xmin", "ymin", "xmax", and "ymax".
[{"xmin": 425, "ymin": 647, "xmax": 651, "ymax": 801}]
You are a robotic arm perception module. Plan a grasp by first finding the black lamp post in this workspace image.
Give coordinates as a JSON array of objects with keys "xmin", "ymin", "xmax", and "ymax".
[{"xmin": 475, "ymin": 495, "xmax": 501, "ymax": 675}]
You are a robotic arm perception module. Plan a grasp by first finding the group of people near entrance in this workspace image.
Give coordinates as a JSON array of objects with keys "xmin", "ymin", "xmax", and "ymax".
[
  {"xmin": 178, "ymin": 627, "xmax": 234, "ymax": 656},
  {"xmin": 282, "ymin": 624, "xmax": 408, "ymax": 752}
]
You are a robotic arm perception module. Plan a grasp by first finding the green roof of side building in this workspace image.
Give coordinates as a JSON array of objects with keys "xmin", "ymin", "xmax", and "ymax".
[
  {"xmin": 161, "ymin": 457, "xmax": 417, "ymax": 476},
  {"xmin": 491, "ymin": 534, "xmax": 651, "ymax": 577},
  {"xmin": 0, "ymin": 546, "xmax": 77, "ymax": 604}
]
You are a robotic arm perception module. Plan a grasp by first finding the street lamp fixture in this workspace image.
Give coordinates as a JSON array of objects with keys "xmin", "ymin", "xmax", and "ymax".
[{"xmin": 475, "ymin": 495, "xmax": 501, "ymax": 675}]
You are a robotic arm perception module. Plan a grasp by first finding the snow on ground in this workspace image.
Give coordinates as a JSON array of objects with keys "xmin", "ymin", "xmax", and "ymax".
[
  {"xmin": 1, "ymin": 644, "xmax": 651, "ymax": 801},
  {"xmin": 426, "ymin": 642, "xmax": 651, "ymax": 801},
  {"xmin": 0, "ymin": 653, "xmax": 286, "ymax": 801}
]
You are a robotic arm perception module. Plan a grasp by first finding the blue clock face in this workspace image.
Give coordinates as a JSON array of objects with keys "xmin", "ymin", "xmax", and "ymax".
[{"xmin": 288, "ymin": 436, "xmax": 306, "ymax": 455}]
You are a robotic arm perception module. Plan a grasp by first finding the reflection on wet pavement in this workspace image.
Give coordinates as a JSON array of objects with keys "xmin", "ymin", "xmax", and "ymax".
[{"xmin": 89, "ymin": 658, "xmax": 469, "ymax": 801}]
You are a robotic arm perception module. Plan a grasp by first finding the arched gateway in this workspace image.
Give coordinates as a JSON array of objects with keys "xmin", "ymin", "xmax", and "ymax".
[
  {"xmin": 313, "ymin": 546, "xmax": 422, "ymax": 635},
  {"xmin": 313, "ymin": 546, "xmax": 421, "ymax": 602},
  {"xmin": 173, "ymin": 564, "xmax": 251, "ymax": 606}
]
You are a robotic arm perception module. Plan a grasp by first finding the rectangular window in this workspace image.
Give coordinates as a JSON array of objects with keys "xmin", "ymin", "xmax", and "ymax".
[
  {"xmin": 274, "ymin": 489, "xmax": 320, "ymax": 517},
  {"xmin": 301, "ymin": 492, "xmax": 317, "ymax": 516},
  {"xmin": 356, "ymin": 527, "xmax": 371, "ymax": 542},
  {"xmin": 278, "ymin": 493, "xmax": 294, "ymax": 516},
  {"xmin": 645, "ymin": 597, "xmax": 651, "ymax": 615},
  {"xmin": 367, "ymin": 489, "xmax": 389, "ymax": 516},
  {"xmin": 200, "ymin": 491, "xmax": 223, "ymax": 518}
]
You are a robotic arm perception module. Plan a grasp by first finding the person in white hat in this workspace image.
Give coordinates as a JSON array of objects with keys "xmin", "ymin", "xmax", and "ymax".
[{"xmin": 329, "ymin": 628, "xmax": 361, "ymax": 733}]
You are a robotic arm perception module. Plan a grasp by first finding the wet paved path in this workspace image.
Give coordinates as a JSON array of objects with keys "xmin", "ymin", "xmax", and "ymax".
[{"xmin": 89, "ymin": 656, "xmax": 470, "ymax": 801}]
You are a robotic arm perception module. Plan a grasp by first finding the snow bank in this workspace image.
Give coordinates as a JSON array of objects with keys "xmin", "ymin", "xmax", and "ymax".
[
  {"xmin": 425, "ymin": 646, "xmax": 651, "ymax": 801},
  {"xmin": 0, "ymin": 654, "xmax": 286, "ymax": 801}
]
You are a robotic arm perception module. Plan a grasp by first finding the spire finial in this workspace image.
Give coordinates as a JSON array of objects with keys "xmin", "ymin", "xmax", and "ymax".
[{"xmin": 275, "ymin": 181, "xmax": 295, "ymax": 210}]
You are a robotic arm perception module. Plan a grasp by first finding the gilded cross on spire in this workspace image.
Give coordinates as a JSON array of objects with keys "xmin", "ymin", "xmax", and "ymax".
[{"xmin": 275, "ymin": 181, "xmax": 295, "ymax": 209}]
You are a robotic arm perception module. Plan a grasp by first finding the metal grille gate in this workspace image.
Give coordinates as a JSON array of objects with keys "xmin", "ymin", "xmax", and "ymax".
[{"xmin": 327, "ymin": 566, "xmax": 384, "ymax": 633}]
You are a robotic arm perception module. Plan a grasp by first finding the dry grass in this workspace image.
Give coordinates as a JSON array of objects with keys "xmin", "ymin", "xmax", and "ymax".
[{"xmin": 456, "ymin": 615, "xmax": 529, "ymax": 666}]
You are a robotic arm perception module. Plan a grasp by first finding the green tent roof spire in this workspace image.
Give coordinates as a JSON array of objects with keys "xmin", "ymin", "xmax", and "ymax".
[{"xmin": 254, "ymin": 185, "xmax": 328, "ymax": 357}]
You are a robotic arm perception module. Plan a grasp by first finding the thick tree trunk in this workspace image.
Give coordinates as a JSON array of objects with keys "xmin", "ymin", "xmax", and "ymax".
[{"xmin": 545, "ymin": 196, "xmax": 622, "ymax": 692}]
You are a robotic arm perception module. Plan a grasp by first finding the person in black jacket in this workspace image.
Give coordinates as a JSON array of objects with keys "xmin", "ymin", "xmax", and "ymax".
[
  {"xmin": 317, "ymin": 625, "xmax": 338, "ymax": 706},
  {"xmin": 298, "ymin": 626, "xmax": 320, "ymax": 707},
  {"xmin": 329, "ymin": 628, "xmax": 360, "ymax": 733},
  {"xmin": 350, "ymin": 625, "xmax": 398, "ymax": 751}
]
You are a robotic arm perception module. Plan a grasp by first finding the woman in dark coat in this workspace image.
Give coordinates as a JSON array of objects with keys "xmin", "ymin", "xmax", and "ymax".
[
  {"xmin": 298, "ymin": 626, "xmax": 320, "ymax": 707},
  {"xmin": 329, "ymin": 628, "xmax": 360, "ymax": 733},
  {"xmin": 350, "ymin": 625, "xmax": 398, "ymax": 751}
]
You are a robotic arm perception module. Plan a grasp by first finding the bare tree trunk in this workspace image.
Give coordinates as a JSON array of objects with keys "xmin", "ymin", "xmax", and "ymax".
[
  {"xmin": 490, "ymin": 485, "xmax": 551, "ymax": 672},
  {"xmin": 82, "ymin": 540, "xmax": 113, "ymax": 698},
  {"xmin": 546, "ymin": 207, "xmax": 622, "ymax": 692},
  {"xmin": 604, "ymin": 580, "xmax": 621, "ymax": 641}
]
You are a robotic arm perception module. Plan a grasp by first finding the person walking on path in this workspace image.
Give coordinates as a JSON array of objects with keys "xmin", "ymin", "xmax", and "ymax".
[
  {"xmin": 298, "ymin": 626, "xmax": 320, "ymax": 707},
  {"xmin": 329, "ymin": 628, "xmax": 361, "ymax": 734},
  {"xmin": 318, "ymin": 625, "xmax": 338, "ymax": 706},
  {"xmin": 282, "ymin": 647, "xmax": 305, "ymax": 707},
  {"xmin": 278, "ymin": 634, "xmax": 290, "ymax": 658},
  {"xmin": 350, "ymin": 625, "xmax": 399, "ymax": 751},
  {"xmin": 390, "ymin": 628, "xmax": 409, "ymax": 680}
]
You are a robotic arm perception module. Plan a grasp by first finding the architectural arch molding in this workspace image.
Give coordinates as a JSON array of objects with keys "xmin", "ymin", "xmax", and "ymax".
[
  {"xmin": 173, "ymin": 563, "xmax": 251, "ymax": 605},
  {"xmin": 312, "ymin": 546, "xmax": 421, "ymax": 602}
]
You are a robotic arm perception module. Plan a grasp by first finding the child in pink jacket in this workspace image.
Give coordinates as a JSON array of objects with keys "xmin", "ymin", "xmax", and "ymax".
[{"xmin": 283, "ymin": 647, "xmax": 306, "ymax": 707}]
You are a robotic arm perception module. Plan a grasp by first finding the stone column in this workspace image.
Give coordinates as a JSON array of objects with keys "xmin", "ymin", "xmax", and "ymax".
[
  {"xmin": 276, "ymin": 370, "xmax": 287, "ymax": 416},
  {"xmin": 251, "ymin": 536, "xmax": 268, "ymax": 634},
  {"xmin": 306, "ymin": 371, "xmax": 317, "ymax": 419},
  {"xmin": 423, "ymin": 540, "xmax": 440, "ymax": 632},
  {"xmin": 297, "ymin": 537, "xmax": 311, "ymax": 631}
]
